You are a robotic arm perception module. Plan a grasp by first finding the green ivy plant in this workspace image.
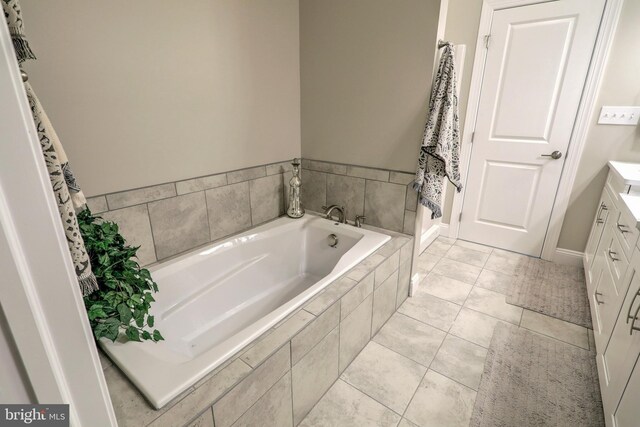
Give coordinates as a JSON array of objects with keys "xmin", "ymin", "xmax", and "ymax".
[{"xmin": 78, "ymin": 208, "xmax": 163, "ymax": 343}]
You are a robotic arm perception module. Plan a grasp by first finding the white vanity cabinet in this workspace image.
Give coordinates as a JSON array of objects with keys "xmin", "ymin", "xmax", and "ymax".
[
  {"xmin": 597, "ymin": 249, "xmax": 640, "ymax": 420},
  {"xmin": 584, "ymin": 161, "xmax": 640, "ymax": 426},
  {"xmin": 612, "ymin": 357, "xmax": 640, "ymax": 427}
]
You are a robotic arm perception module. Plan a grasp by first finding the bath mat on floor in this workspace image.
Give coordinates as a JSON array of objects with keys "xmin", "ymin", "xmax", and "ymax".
[
  {"xmin": 506, "ymin": 257, "xmax": 592, "ymax": 328},
  {"xmin": 470, "ymin": 324, "xmax": 604, "ymax": 427}
]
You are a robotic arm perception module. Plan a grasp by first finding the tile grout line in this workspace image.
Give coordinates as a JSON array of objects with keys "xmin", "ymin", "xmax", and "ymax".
[
  {"xmin": 289, "ymin": 339, "xmax": 295, "ymax": 427},
  {"xmin": 401, "ymin": 316, "xmax": 454, "ymax": 422},
  {"xmin": 202, "ymin": 189, "xmax": 213, "ymax": 242},
  {"xmin": 145, "ymin": 203, "xmax": 160, "ymax": 263}
]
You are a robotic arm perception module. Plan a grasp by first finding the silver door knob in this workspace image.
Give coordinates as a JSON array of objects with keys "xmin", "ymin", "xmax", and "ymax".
[{"xmin": 541, "ymin": 151, "xmax": 562, "ymax": 159}]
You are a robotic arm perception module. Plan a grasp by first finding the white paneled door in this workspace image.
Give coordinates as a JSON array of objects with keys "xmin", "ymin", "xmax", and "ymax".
[{"xmin": 458, "ymin": 0, "xmax": 605, "ymax": 256}]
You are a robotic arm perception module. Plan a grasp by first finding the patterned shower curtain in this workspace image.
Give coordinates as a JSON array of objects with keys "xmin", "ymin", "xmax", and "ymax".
[{"xmin": 3, "ymin": 0, "xmax": 98, "ymax": 295}]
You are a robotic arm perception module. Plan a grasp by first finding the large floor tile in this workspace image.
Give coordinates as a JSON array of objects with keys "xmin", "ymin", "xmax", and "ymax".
[
  {"xmin": 454, "ymin": 239, "xmax": 493, "ymax": 254},
  {"xmin": 483, "ymin": 249, "xmax": 528, "ymax": 275},
  {"xmin": 373, "ymin": 313, "xmax": 446, "ymax": 366},
  {"xmin": 405, "ymin": 370, "xmax": 476, "ymax": 427},
  {"xmin": 437, "ymin": 236, "xmax": 457, "ymax": 245},
  {"xmin": 449, "ymin": 307, "xmax": 509, "ymax": 348},
  {"xmin": 475, "ymin": 269, "xmax": 515, "ymax": 295},
  {"xmin": 423, "ymin": 273, "xmax": 472, "ymax": 305},
  {"xmin": 341, "ymin": 341, "xmax": 426, "ymax": 414},
  {"xmin": 464, "ymin": 287, "xmax": 523, "ymax": 324},
  {"xmin": 430, "ymin": 335, "xmax": 487, "ymax": 390},
  {"xmin": 416, "ymin": 253, "xmax": 440, "ymax": 273},
  {"xmin": 444, "ymin": 245, "xmax": 490, "ymax": 268},
  {"xmin": 398, "ymin": 419, "xmax": 420, "ymax": 427},
  {"xmin": 398, "ymin": 292, "xmax": 461, "ymax": 332},
  {"xmin": 425, "ymin": 239, "xmax": 453, "ymax": 257},
  {"xmin": 520, "ymin": 309, "xmax": 589, "ymax": 349},
  {"xmin": 299, "ymin": 380, "xmax": 400, "ymax": 427},
  {"xmin": 432, "ymin": 258, "xmax": 482, "ymax": 285}
]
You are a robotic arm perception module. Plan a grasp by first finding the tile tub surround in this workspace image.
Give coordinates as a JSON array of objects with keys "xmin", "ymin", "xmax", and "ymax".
[
  {"xmin": 301, "ymin": 159, "xmax": 418, "ymax": 234},
  {"xmin": 85, "ymin": 160, "xmax": 294, "ymax": 265},
  {"xmin": 101, "ymin": 234, "xmax": 414, "ymax": 427}
]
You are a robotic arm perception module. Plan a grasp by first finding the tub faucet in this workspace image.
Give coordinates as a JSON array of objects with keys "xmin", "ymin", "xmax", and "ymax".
[{"xmin": 322, "ymin": 205, "xmax": 346, "ymax": 224}]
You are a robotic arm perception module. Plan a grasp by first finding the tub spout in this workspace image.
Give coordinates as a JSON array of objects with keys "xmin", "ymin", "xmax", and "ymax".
[{"xmin": 322, "ymin": 205, "xmax": 346, "ymax": 224}]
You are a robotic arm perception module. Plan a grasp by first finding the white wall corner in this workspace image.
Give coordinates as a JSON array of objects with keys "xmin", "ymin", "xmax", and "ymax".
[
  {"xmin": 439, "ymin": 222, "xmax": 451, "ymax": 238},
  {"xmin": 419, "ymin": 223, "xmax": 441, "ymax": 254},
  {"xmin": 554, "ymin": 248, "xmax": 585, "ymax": 267}
]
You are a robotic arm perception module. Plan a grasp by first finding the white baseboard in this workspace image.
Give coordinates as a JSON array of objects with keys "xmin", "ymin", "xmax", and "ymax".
[
  {"xmin": 554, "ymin": 248, "xmax": 584, "ymax": 266},
  {"xmin": 419, "ymin": 224, "xmax": 441, "ymax": 254},
  {"xmin": 439, "ymin": 222, "xmax": 451, "ymax": 238}
]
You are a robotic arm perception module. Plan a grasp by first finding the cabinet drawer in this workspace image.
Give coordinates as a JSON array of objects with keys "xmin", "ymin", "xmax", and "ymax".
[
  {"xmin": 602, "ymin": 228, "xmax": 629, "ymax": 295},
  {"xmin": 615, "ymin": 208, "xmax": 640, "ymax": 260},
  {"xmin": 586, "ymin": 188, "xmax": 615, "ymax": 271},
  {"xmin": 593, "ymin": 257, "xmax": 619, "ymax": 350},
  {"xmin": 606, "ymin": 170, "xmax": 631, "ymax": 208}
]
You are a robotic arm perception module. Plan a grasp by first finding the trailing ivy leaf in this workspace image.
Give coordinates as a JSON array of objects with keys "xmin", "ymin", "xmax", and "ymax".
[
  {"xmin": 126, "ymin": 326, "xmax": 141, "ymax": 342},
  {"xmin": 104, "ymin": 318, "xmax": 121, "ymax": 342},
  {"xmin": 134, "ymin": 310, "xmax": 144, "ymax": 327},
  {"xmin": 141, "ymin": 331, "xmax": 151, "ymax": 340},
  {"xmin": 117, "ymin": 303, "xmax": 132, "ymax": 324},
  {"xmin": 87, "ymin": 304, "xmax": 107, "ymax": 320},
  {"xmin": 147, "ymin": 315, "xmax": 154, "ymax": 328},
  {"xmin": 152, "ymin": 330, "xmax": 164, "ymax": 341}
]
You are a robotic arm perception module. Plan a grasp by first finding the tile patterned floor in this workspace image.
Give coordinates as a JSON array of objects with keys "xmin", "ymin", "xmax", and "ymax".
[{"xmin": 300, "ymin": 237, "xmax": 594, "ymax": 427}]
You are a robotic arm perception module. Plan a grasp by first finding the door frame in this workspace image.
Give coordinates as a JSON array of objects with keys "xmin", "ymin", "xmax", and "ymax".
[
  {"xmin": 447, "ymin": 0, "xmax": 624, "ymax": 261},
  {"xmin": 0, "ymin": 18, "xmax": 117, "ymax": 426}
]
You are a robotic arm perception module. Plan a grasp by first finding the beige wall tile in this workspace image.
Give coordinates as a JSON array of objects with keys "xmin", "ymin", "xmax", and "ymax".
[
  {"xmin": 249, "ymin": 174, "xmax": 285, "ymax": 225},
  {"xmin": 292, "ymin": 328, "xmax": 339, "ymax": 424},
  {"xmin": 292, "ymin": 304, "xmax": 340, "ymax": 364},
  {"xmin": 206, "ymin": 182, "xmax": 252, "ymax": 241},
  {"xmin": 213, "ymin": 345, "xmax": 290, "ymax": 427},
  {"xmin": 227, "ymin": 166, "xmax": 267, "ymax": 185},
  {"xmin": 107, "ymin": 183, "xmax": 176, "ymax": 210},
  {"xmin": 176, "ymin": 174, "xmax": 227, "ymax": 195},
  {"xmin": 231, "ymin": 372, "xmax": 293, "ymax": 427},
  {"xmin": 101, "ymin": 205, "xmax": 156, "ymax": 266},
  {"xmin": 148, "ymin": 192, "xmax": 209, "ymax": 259},
  {"xmin": 364, "ymin": 180, "xmax": 406, "ymax": 232},
  {"xmin": 339, "ymin": 295, "xmax": 373, "ymax": 372}
]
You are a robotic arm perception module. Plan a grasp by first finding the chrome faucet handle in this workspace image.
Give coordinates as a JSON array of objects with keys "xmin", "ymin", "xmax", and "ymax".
[{"xmin": 355, "ymin": 215, "xmax": 366, "ymax": 228}]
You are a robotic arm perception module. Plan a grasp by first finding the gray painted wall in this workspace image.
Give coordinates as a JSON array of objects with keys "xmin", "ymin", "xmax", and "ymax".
[
  {"xmin": 299, "ymin": 0, "xmax": 442, "ymax": 173},
  {"xmin": 21, "ymin": 0, "xmax": 301, "ymax": 196}
]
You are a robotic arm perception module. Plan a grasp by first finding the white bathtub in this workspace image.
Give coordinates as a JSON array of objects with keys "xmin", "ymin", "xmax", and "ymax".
[{"xmin": 100, "ymin": 215, "xmax": 390, "ymax": 408}]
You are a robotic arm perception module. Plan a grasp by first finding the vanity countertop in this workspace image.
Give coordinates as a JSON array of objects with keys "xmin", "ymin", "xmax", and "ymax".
[{"xmin": 609, "ymin": 161, "xmax": 640, "ymax": 186}]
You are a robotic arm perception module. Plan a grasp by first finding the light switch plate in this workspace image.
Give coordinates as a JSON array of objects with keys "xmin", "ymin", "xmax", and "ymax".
[{"xmin": 598, "ymin": 106, "xmax": 640, "ymax": 125}]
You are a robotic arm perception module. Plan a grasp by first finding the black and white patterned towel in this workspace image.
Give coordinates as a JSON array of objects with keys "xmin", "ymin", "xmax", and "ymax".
[
  {"xmin": 3, "ymin": 0, "xmax": 97, "ymax": 296},
  {"xmin": 413, "ymin": 42, "xmax": 462, "ymax": 219}
]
